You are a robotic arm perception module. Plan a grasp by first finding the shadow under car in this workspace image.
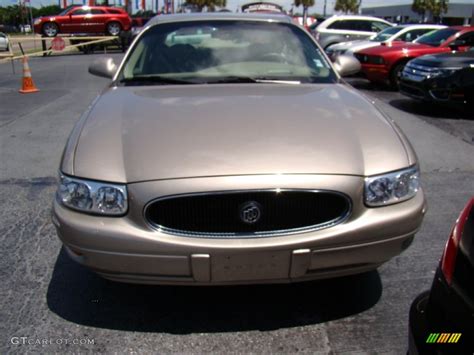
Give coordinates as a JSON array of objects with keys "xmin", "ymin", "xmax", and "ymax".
[{"xmin": 47, "ymin": 247, "xmax": 383, "ymax": 334}]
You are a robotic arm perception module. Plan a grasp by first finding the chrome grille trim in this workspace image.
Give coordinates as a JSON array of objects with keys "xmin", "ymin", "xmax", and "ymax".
[
  {"xmin": 144, "ymin": 189, "xmax": 352, "ymax": 239},
  {"xmin": 403, "ymin": 63, "xmax": 439, "ymax": 80}
]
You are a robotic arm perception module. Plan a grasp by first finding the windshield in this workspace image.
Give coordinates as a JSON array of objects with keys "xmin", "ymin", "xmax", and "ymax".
[
  {"xmin": 415, "ymin": 28, "xmax": 457, "ymax": 47},
  {"xmin": 120, "ymin": 20, "xmax": 336, "ymax": 85},
  {"xmin": 370, "ymin": 26, "xmax": 403, "ymax": 42}
]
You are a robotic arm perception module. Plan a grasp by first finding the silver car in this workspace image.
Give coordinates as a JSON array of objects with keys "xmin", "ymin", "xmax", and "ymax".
[
  {"xmin": 0, "ymin": 32, "xmax": 10, "ymax": 51},
  {"xmin": 313, "ymin": 15, "xmax": 393, "ymax": 49},
  {"xmin": 53, "ymin": 13, "xmax": 426, "ymax": 285},
  {"xmin": 326, "ymin": 24, "xmax": 446, "ymax": 60}
]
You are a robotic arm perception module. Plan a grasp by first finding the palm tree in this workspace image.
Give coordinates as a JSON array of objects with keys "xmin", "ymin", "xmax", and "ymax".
[
  {"xmin": 294, "ymin": 0, "xmax": 315, "ymax": 25},
  {"xmin": 334, "ymin": 0, "xmax": 359, "ymax": 14}
]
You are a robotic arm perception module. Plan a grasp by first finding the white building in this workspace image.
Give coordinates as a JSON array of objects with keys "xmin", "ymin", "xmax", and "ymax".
[{"xmin": 362, "ymin": 1, "xmax": 474, "ymax": 25}]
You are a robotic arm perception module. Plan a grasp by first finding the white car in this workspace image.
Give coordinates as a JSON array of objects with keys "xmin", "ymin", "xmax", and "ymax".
[
  {"xmin": 325, "ymin": 24, "xmax": 446, "ymax": 60},
  {"xmin": 0, "ymin": 32, "xmax": 10, "ymax": 51},
  {"xmin": 313, "ymin": 15, "xmax": 393, "ymax": 49}
]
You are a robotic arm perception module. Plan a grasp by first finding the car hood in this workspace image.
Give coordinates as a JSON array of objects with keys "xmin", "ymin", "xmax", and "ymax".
[
  {"xmin": 359, "ymin": 41, "xmax": 433, "ymax": 55},
  {"xmin": 412, "ymin": 51, "xmax": 474, "ymax": 68},
  {"xmin": 329, "ymin": 40, "xmax": 374, "ymax": 51},
  {"xmin": 70, "ymin": 84, "xmax": 410, "ymax": 183}
]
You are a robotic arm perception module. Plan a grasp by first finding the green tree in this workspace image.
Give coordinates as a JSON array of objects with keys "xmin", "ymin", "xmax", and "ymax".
[
  {"xmin": 412, "ymin": 0, "xmax": 428, "ymax": 20},
  {"xmin": 412, "ymin": 0, "xmax": 448, "ymax": 22},
  {"xmin": 294, "ymin": 0, "xmax": 315, "ymax": 25},
  {"xmin": 334, "ymin": 0, "xmax": 359, "ymax": 14},
  {"xmin": 0, "ymin": 6, "xmax": 23, "ymax": 27},
  {"xmin": 33, "ymin": 5, "xmax": 61, "ymax": 17},
  {"xmin": 427, "ymin": 0, "xmax": 448, "ymax": 18},
  {"xmin": 184, "ymin": 0, "xmax": 226, "ymax": 12}
]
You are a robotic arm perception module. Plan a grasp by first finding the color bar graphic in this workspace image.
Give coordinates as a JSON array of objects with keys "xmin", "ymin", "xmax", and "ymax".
[{"xmin": 426, "ymin": 333, "xmax": 461, "ymax": 344}]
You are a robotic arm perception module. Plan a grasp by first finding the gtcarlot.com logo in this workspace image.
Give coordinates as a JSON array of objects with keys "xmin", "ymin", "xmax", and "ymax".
[
  {"xmin": 11, "ymin": 337, "xmax": 95, "ymax": 346},
  {"xmin": 426, "ymin": 333, "xmax": 462, "ymax": 344}
]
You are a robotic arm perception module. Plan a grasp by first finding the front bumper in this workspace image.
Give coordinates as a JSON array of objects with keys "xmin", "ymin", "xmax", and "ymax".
[
  {"xmin": 399, "ymin": 77, "xmax": 469, "ymax": 105},
  {"xmin": 52, "ymin": 175, "xmax": 426, "ymax": 285},
  {"xmin": 33, "ymin": 24, "xmax": 41, "ymax": 35},
  {"xmin": 360, "ymin": 64, "xmax": 389, "ymax": 83}
]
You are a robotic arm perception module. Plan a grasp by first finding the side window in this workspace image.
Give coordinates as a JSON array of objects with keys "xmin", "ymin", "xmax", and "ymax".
[
  {"xmin": 352, "ymin": 20, "xmax": 373, "ymax": 32},
  {"xmin": 91, "ymin": 9, "xmax": 105, "ymax": 14},
  {"xmin": 371, "ymin": 21, "xmax": 390, "ymax": 32},
  {"xmin": 399, "ymin": 29, "xmax": 432, "ymax": 42},
  {"xmin": 456, "ymin": 32, "xmax": 474, "ymax": 46},
  {"xmin": 328, "ymin": 20, "xmax": 352, "ymax": 30},
  {"xmin": 72, "ymin": 9, "xmax": 91, "ymax": 16},
  {"xmin": 327, "ymin": 20, "xmax": 341, "ymax": 30}
]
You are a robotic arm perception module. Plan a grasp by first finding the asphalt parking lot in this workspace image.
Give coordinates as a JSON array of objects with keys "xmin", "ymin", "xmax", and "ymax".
[{"xmin": 1, "ymin": 54, "xmax": 473, "ymax": 354}]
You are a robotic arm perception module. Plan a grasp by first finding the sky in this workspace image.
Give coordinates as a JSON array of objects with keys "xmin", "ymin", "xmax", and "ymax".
[{"xmin": 0, "ymin": 0, "xmax": 473, "ymax": 15}]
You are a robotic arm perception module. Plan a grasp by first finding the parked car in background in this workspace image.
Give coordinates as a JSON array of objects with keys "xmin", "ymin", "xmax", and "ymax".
[
  {"xmin": 0, "ymin": 32, "xmax": 9, "ymax": 51},
  {"xmin": 308, "ymin": 17, "xmax": 326, "ymax": 35},
  {"xmin": 292, "ymin": 15, "xmax": 317, "ymax": 29},
  {"xmin": 53, "ymin": 13, "xmax": 425, "ymax": 286},
  {"xmin": 33, "ymin": 5, "xmax": 132, "ymax": 37},
  {"xmin": 325, "ymin": 24, "xmax": 445, "ymax": 61},
  {"xmin": 313, "ymin": 15, "xmax": 393, "ymax": 49},
  {"xmin": 400, "ymin": 48, "xmax": 474, "ymax": 109},
  {"xmin": 355, "ymin": 26, "xmax": 474, "ymax": 88},
  {"xmin": 409, "ymin": 197, "xmax": 473, "ymax": 354},
  {"xmin": 0, "ymin": 24, "xmax": 19, "ymax": 33},
  {"xmin": 20, "ymin": 24, "xmax": 32, "ymax": 33}
]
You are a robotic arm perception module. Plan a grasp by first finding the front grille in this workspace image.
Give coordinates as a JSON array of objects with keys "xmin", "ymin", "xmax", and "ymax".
[
  {"xmin": 145, "ymin": 190, "xmax": 351, "ymax": 238},
  {"xmin": 403, "ymin": 62, "xmax": 439, "ymax": 81}
]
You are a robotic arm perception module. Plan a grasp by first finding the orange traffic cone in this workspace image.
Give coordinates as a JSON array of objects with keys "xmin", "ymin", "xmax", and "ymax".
[{"xmin": 19, "ymin": 56, "xmax": 39, "ymax": 94}]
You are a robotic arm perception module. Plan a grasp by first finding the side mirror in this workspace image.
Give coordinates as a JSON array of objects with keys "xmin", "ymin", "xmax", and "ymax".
[
  {"xmin": 449, "ymin": 39, "xmax": 466, "ymax": 51},
  {"xmin": 334, "ymin": 54, "xmax": 361, "ymax": 77},
  {"xmin": 88, "ymin": 57, "xmax": 118, "ymax": 79}
]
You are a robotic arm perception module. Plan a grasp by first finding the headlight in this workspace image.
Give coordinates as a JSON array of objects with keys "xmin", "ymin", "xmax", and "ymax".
[
  {"xmin": 430, "ymin": 67, "xmax": 463, "ymax": 78},
  {"xmin": 57, "ymin": 175, "xmax": 128, "ymax": 215},
  {"xmin": 34, "ymin": 18, "xmax": 41, "ymax": 25},
  {"xmin": 365, "ymin": 167, "xmax": 420, "ymax": 207},
  {"xmin": 369, "ymin": 55, "xmax": 385, "ymax": 65}
]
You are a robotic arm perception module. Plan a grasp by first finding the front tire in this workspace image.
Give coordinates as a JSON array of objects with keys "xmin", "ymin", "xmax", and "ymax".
[
  {"xmin": 390, "ymin": 62, "xmax": 407, "ymax": 90},
  {"xmin": 42, "ymin": 22, "xmax": 59, "ymax": 37},
  {"xmin": 106, "ymin": 22, "xmax": 122, "ymax": 36}
]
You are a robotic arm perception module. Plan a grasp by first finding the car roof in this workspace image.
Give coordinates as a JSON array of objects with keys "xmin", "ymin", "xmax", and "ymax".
[
  {"xmin": 322, "ymin": 15, "xmax": 392, "ymax": 22},
  {"xmin": 449, "ymin": 25, "xmax": 474, "ymax": 31},
  {"xmin": 396, "ymin": 24, "xmax": 445, "ymax": 29},
  {"xmin": 146, "ymin": 13, "xmax": 293, "ymax": 27},
  {"xmin": 67, "ymin": 5, "xmax": 124, "ymax": 10}
]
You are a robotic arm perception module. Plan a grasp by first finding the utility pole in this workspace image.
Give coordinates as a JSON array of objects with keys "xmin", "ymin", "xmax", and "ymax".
[{"xmin": 323, "ymin": 0, "xmax": 327, "ymax": 17}]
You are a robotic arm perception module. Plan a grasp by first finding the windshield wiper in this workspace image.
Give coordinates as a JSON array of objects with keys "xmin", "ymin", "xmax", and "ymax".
[
  {"xmin": 119, "ymin": 76, "xmax": 198, "ymax": 85},
  {"xmin": 204, "ymin": 76, "xmax": 301, "ymax": 84}
]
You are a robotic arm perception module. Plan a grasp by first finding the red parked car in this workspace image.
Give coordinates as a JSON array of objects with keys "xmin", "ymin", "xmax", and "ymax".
[
  {"xmin": 354, "ymin": 26, "xmax": 474, "ymax": 88},
  {"xmin": 33, "ymin": 5, "xmax": 132, "ymax": 37}
]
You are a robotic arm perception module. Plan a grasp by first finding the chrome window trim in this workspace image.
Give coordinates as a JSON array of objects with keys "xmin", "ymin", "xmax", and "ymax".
[{"xmin": 143, "ymin": 189, "xmax": 352, "ymax": 239}]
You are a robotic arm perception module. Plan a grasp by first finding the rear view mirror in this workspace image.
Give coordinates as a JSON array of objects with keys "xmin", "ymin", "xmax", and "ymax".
[
  {"xmin": 88, "ymin": 57, "xmax": 118, "ymax": 79},
  {"xmin": 334, "ymin": 55, "xmax": 361, "ymax": 77}
]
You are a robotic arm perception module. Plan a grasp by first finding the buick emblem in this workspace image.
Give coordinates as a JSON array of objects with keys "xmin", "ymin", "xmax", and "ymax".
[{"xmin": 239, "ymin": 201, "xmax": 261, "ymax": 224}]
